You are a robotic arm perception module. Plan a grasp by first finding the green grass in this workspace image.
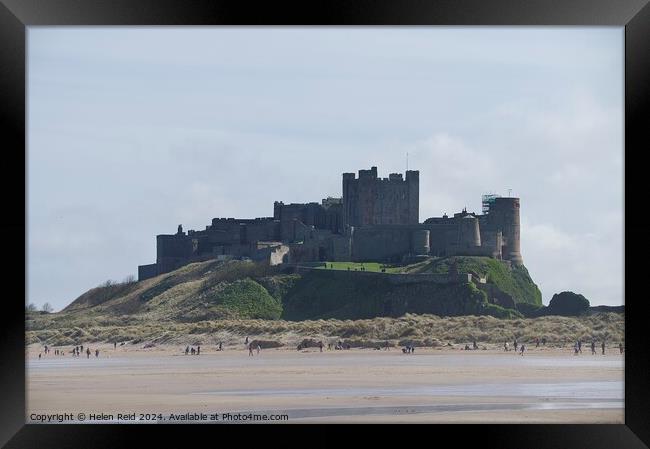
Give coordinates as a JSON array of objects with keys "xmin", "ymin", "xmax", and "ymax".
[
  {"xmin": 315, "ymin": 261, "xmax": 403, "ymax": 273},
  {"xmin": 409, "ymin": 256, "xmax": 542, "ymax": 306}
]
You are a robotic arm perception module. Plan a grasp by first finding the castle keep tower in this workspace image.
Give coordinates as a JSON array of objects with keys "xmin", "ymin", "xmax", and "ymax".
[{"xmin": 342, "ymin": 166, "xmax": 419, "ymax": 227}]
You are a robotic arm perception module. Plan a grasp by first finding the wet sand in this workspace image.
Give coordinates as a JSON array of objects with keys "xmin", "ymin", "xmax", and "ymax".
[{"xmin": 27, "ymin": 344, "xmax": 624, "ymax": 423}]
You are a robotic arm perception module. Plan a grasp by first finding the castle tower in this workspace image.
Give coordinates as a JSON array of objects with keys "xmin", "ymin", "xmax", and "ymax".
[
  {"xmin": 342, "ymin": 166, "xmax": 419, "ymax": 227},
  {"xmin": 457, "ymin": 215, "xmax": 481, "ymax": 248},
  {"xmin": 488, "ymin": 197, "xmax": 523, "ymax": 265},
  {"xmin": 406, "ymin": 170, "xmax": 419, "ymax": 224}
]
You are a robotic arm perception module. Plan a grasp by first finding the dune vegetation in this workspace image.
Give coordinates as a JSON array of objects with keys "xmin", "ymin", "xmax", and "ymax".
[
  {"xmin": 27, "ymin": 311, "xmax": 624, "ymax": 349},
  {"xmin": 27, "ymin": 257, "xmax": 620, "ymax": 349}
]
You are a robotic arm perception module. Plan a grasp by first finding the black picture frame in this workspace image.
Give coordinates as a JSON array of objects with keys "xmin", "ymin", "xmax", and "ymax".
[{"xmin": 1, "ymin": 1, "xmax": 648, "ymax": 447}]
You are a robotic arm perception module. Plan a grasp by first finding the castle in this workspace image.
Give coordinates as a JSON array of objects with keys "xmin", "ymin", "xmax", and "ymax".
[{"xmin": 138, "ymin": 166, "xmax": 522, "ymax": 281}]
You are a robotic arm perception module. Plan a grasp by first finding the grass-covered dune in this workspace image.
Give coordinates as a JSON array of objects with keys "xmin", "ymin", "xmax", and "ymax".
[{"xmin": 26, "ymin": 312, "xmax": 624, "ymax": 349}]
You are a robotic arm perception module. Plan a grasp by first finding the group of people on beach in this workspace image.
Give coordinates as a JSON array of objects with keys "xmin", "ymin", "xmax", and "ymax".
[
  {"xmin": 38, "ymin": 344, "xmax": 100, "ymax": 360},
  {"xmin": 573, "ymin": 340, "xmax": 624, "ymax": 355},
  {"xmin": 502, "ymin": 339, "xmax": 526, "ymax": 355},
  {"xmin": 185, "ymin": 345, "xmax": 201, "ymax": 355},
  {"xmin": 496, "ymin": 337, "xmax": 624, "ymax": 356},
  {"xmin": 182, "ymin": 341, "xmax": 225, "ymax": 355}
]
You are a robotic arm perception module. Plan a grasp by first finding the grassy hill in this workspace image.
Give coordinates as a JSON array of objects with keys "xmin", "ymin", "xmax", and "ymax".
[
  {"xmin": 46, "ymin": 256, "xmax": 543, "ymax": 328},
  {"xmin": 400, "ymin": 256, "xmax": 542, "ymax": 307}
]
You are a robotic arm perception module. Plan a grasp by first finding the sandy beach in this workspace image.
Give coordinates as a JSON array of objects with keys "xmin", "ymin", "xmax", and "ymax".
[{"xmin": 26, "ymin": 343, "xmax": 624, "ymax": 424}]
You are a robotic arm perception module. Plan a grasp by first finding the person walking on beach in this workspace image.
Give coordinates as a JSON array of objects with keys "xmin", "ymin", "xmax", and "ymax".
[
  {"xmin": 257, "ymin": 344, "xmax": 261, "ymax": 355},
  {"xmin": 520, "ymin": 344, "xmax": 526, "ymax": 356},
  {"xmin": 542, "ymin": 337, "xmax": 546, "ymax": 346},
  {"xmin": 578, "ymin": 340, "xmax": 582, "ymax": 353},
  {"xmin": 513, "ymin": 339, "xmax": 518, "ymax": 353},
  {"xmin": 219, "ymin": 342, "xmax": 223, "ymax": 351},
  {"xmin": 80, "ymin": 345, "xmax": 83, "ymax": 352},
  {"xmin": 619, "ymin": 343, "xmax": 624, "ymax": 354},
  {"xmin": 197, "ymin": 345, "xmax": 201, "ymax": 355},
  {"xmin": 248, "ymin": 343, "xmax": 254, "ymax": 356},
  {"xmin": 114, "ymin": 342, "xmax": 117, "ymax": 349},
  {"xmin": 245, "ymin": 336, "xmax": 249, "ymax": 346},
  {"xmin": 504, "ymin": 341, "xmax": 509, "ymax": 352},
  {"xmin": 591, "ymin": 340, "xmax": 596, "ymax": 355},
  {"xmin": 601, "ymin": 341, "xmax": 606, "ymax": 355},
  {"xmin": 318, "ymin": 341, "xmax": 323, "ymax": 352},
  {"xmin": 574, "ymin": 342, "xmax": 579, "ymax": 355},
  {"xmin": 38, "ymin": 353, "xmax": 41, "ymax": 360},
  {"xmin": 472, "ymin": 340, "xmax": 478, "ymax": 350},
  {"xmin": 86, "ymin": 348, "xmax": 91, "ymax": 359}
]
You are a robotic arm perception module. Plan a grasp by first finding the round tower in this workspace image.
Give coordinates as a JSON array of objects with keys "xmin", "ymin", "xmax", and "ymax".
[
  {"xmin": 489, "ymin": 197, "xmax": 523, "ymax": 265},
  {"xmin": 457, "ymin": 216, "xmax": 481, "ymax": 248}
]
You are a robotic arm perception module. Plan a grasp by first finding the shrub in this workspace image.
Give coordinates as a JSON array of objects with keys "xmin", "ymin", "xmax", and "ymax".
[{"xmin": 547, "ymin": 291, "xmax": 590, "ymax": 316}]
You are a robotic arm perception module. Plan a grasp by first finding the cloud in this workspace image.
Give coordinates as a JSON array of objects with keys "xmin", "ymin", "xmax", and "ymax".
[{"xmin": 521, "ymin": 217, "xmax": 623, "ymax": 306}]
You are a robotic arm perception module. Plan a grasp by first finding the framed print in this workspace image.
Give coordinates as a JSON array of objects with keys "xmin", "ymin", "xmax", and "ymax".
[{"xmin": 1, "ymin": 0, "xmax": 649, "ymax": 447}]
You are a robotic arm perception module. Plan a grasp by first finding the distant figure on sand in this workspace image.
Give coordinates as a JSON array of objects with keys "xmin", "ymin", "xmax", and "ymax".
[
  {"xmin": 578, "ymin": 340, "xmax": 582, "ymax": 353},
  {"xmin": 535, "ymin": 338, "xmax": 540, "ymax": 348},
  {"xmin": 185, "ymin": 346, "xmax": 189, "ymax": 355},
  {"xmin": 520, "ymin": 344, "xmax": 525, "ymax": 356},
  {"xmin": 472, "ymin": 340, "xmax": 478, "ymax": 350},
  {"xmin": 95, "ymin": 349, "xmax": 99, "ymax": 357},
  {"xmin": 219, "ymin": 342, "xmax": 223, "ymax": 351},
  {"xmin": 86, "ymin": 348, "xmax": 91, "ymax": 358},
  {"xmin": 114, "ymin": 342, "xmax": 117, "ymax": 349},
  {"xmin": 514, "ymin": 339, "xmax": 518, "ymax": 352},
  {"xmin": 191, "ymin": 347, "xmax": 195, "ymax": 355},
  {"xmin": 38, "ymin": 353, "xmax": 41, "ymax": 359},
  {"xmin": 601, "ymin": 341, "xmax": 606, "ymax": 355},
  {"xmin": 197, "ymin": 346, "xmax": 200, "ymax": 355},
  {"xmin": 245, "ymin": 336, "xmax": 249, "ymax": 345},
  {"xmin": 249, "ymin": 344, "xmax": 254, "ymax": 356},
  {"xmin": 257, "ymin": 344, "xmax": 261, "ymax": 355},
  {"xmin": 574, "ymin": 342, "xmax": 579, "ymax": 355},
  {"xmin": 504, "ymin": 342, "xmax": 509, "ymax": 352},
  {"xmin": 318, "ymin": 341, "xmax": 323, "ymax": 352},
  {"xmin": 542, "ymin": 337, "xmax": 546, "ymax": 346},
  {"xmin": 619, "ymin": 343, "xmax": 624, "ymax": 354},
  {"xmin": 591, "ymin": 341, "xmax": 596, "ymax": 355}
]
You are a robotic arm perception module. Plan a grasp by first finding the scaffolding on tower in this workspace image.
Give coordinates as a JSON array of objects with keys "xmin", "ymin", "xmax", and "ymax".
[{"xmin": 482, "ymin": 193, "xmax": 501, "ymax": 214}]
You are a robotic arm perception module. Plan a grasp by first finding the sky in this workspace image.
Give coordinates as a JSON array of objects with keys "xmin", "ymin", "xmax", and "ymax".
[{"xmin": 27, "ymin": 27, "xmax": 624, "ymax": 311}]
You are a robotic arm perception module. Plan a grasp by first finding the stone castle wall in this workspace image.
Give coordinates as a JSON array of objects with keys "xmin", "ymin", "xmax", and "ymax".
[{"xmin": 138, "ymin": 166, "xmax": 522, "ymax": 280}]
